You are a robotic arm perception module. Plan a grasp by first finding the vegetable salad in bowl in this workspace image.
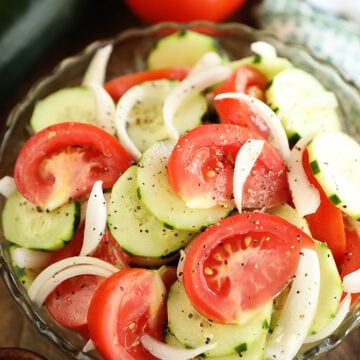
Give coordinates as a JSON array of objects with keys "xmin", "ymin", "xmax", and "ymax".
[{"xmin": 0, "ymin": 24, "xmax": 359, "ymax": 360}]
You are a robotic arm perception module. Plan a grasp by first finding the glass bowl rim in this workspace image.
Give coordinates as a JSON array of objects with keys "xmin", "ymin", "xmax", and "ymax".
[{"xmin": 0, "ymin": 21, "xmax": 359, "ymax": 360}]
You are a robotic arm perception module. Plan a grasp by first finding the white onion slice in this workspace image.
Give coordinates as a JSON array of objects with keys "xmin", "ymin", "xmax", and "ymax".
[
  {"xmin": 177, "ymin": 249, "xmax": 186, "ymax": 282},
  {"xmin": 87, "ymin": 84, "xmax": 116, "ymax": 134},
  {"xmin": 287, "ymin": 132, "xmax": 321, "ymax": 216},
  {"xmin": 12, "ymin": 248, "xmax": 51, "ymax": 270},
  {"xmin": 28, "ymin": 256, "xmax": 118, "ymax": 301},
  {"xmin": 233, "ymin": 139, "xmax": 264, "ymax": 213},
  {"xmin": 141, "ymin": 334, "xmax": 216, "ymax": 360},
  {"xmin": 188, "ymin": 52, "xmax": 223, "ymax": 77},
  {"xmin": 343, "ymin": 269, "xmax": 360, "ymax": 293},
  {"xmin": 83, "ymin": 44, "xmax": 113, "ymax": 87},
  {"xmin": 265, "ymin": 249, "xmax": 320, "ymax": 360},
  {"xmin": 83, "ymin": 339, "xmax": 95, "ymax": 353},
  {"xmin": 0, "ymin": 176, "xmax": 17, "ymax": 197},
  {"xmin": 115, "ymin": 85, "xmax": 146, "ymax": 160},
  {"xmin": 250, "ymin": 41, "xmax": 277, "ymax": 59},
  {"xmin": 33, "ymin": 264, "xmax": 114, "ymax": 306},
  {"xmin": 163, "ymin": 65, "xmax": 232, "ymax": 139},
  {"xmin": 80, "ymin": 181, "xmax": 107, "ymax": 257},
  {"xmin": 304, "ymin": 293, "xmax": 351, "ymax": 344},
  {"xmin": 214, "ymin": 93, "xmax": 290, "ymax": 160}
]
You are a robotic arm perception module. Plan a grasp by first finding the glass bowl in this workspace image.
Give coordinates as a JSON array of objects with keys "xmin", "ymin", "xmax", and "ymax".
[{"xmin": 0, "ymin": 21, "xmax": 359, "ymax": 360}]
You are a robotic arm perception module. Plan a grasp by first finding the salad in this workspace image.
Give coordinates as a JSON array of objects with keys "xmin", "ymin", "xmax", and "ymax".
[{"xmin": 0, "ymin": 30, "xmax": 359, "ymax": 360}]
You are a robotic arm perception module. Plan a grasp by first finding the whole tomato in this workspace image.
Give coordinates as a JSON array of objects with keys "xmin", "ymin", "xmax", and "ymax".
[{"xmin": 125, "ymin": 0, "xmax": 246, "ymax": 23}]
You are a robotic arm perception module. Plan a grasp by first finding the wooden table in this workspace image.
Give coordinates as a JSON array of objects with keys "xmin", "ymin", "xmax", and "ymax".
[{"xmin": 0, "ymin": 0, "xmax": 359, "ymax": 358}]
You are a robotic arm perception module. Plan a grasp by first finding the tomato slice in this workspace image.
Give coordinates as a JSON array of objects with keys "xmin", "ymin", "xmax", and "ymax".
[
  {"xmin": 168, "ymin": 124, "xmax": 289, "ymax": 209},
  {"xmin": 45, "ymin": 224, "xmax": 130, "ymax": 335},
  {"xmin": 14, "ymin": 123, "xmax": 133, "ymax": 210},
  {"xmin": 158, "ymin": 265, "xmax": 178, "ymax": 290},
  {"xmin": 214, "ymin": 65, "xmax": 269, "ymax": 138},
  {"xmin": 105, "ymin": 68, "xmax": 188, "ymax": 101},
  {"xmin": 183, "ymin": 212, "xmax": 314, "ymax": 324},
  {"xmin": 340, "ymin": 221, "xmax": 360, "ymax": 303},
  {"xmin": 303, "ymin": 151, "xmax": 346, "ymax": 264},
  {"xmin": 87, "ymin": 268, "xmax": 167, "ymax": 360}
]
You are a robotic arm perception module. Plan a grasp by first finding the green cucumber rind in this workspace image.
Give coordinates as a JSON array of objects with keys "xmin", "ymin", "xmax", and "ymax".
[{"xmin": 2, "ymin": 191, "xmax": 80, "ymax": 251}]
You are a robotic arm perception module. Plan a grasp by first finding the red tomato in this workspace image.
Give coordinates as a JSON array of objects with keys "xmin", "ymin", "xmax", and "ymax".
[
  {"xmin": 88, "ymin": 269, "xmax": 167, "ymax": 360},
  {"xmin": 214, "ymin": 65, "xmax": 269, "ymax": 138},
  {"xmin": 303, "ymin": 151, "xmax": 346, "ymax": 264},
  {"xmin": 183, "ymin": 212, "xmax": 314, "ymax": 323},
  {"xmin": 125, "ymin": 0, "xmax": 245, "ymax": 23},
  {"xmin": 158, "ymin": 266, "xmax": 178, "ymax": 290},
  {"xmin": 340, "ymin": 222, "xmax": 360, "ymax": 303},
  {"xmin": 168, "ymin": 124, "xmax": 289, "ymax": 210},
  {"xmin": 46, "ymin": 224, "xmax": 130, "ymax": 335},
  {"xmin": 105, "ymin": 68, "xmax": 188, "ymax": 101},
  {"xmin": 14, "ymin": 123, "xmax": 133, "ymax": 210}
]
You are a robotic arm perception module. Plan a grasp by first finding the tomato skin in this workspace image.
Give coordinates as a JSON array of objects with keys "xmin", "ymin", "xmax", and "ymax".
[
  {"xmin": 340, "ymin": 223, "xmax": 360, "ymax": 303},
  {"xmin": 158, "ymin": 266, "xmax": 178, "ymax": 290},
  {"xmin": 168, "ymin": 124, "xmax": 289, "ymax": 210},
  {"xmin": 125, "ymin": 0, "xmax": 245, "ymax": 23},
  {"xmin": 183, "ymin": 212, "xmax": 314, "ymax": 324},
  {"xmin": 303, "ymin": 151, "xmax": 346, "ymax": 264},
  {"xmin": 14, "ymin": 123, "xmax": 133, "ymax": 209},
  {"xmin": 214, "ymin": 65, "xmax": 269, "ymax": 138},
  {"xmin": 105, "ymin": 68, "xmax": 188, "ymax": 101},
  {"xmin": 46, "ymin": 224, "xmax": 130, "ymax": 335},
  {"xmin": 87, "ymin": 269, "xmax": 167, "ymax": 360}
]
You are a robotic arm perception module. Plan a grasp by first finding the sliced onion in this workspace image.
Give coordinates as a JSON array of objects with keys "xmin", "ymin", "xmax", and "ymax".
[
  {"xmin": 188, "ymin": 52, "xmax": 223, "ymax": 77},
  {"xmin": 265, "ymin": 249, "xmax": 320, "ymax": 360},
  {"xmin": 163, "ymin": 65, "xmax": 232, "ymax": 139},
  {"xmin": 87, "ymin": 84, "xmax": 116, "ymax": 134},
  {"xmin": 141, "ymin": 333, "xmax": 216, "ymax": 360},
  {"xmin": 33, "ymin": 264, "xmax": 114, "ymax": 306},
  {"xmin": 115, "ymin": 85, "xmax": 146, "ymax": 160},
  {"xmin": 80, "ymin": 181, "xmax": 107, "ymax": 256},
  {"xmin": 83, "ymin": 339, "xmax": 95, "ymax": 353},
  {"xmin": 177, "ymin": 249, "xmax": 186, "ymax": 282},
  {"xmin": 233, "ymin": 139, "xmax": 264, "ymax": 213},
  {"xmin": 287, "ymin": 132, "xmax": 320, "ymax": 216},
  {"xmin": 83, "ymin": 44, "xmax": 113, "ymax": 87},
  {"xmin": 214, "ymin": 93, "xmax": 290, "ymax": 160},
  {"xmin": 250, "ymin": 41, "xmax": 277, "ymax": 59},
  {"xmin": 28, "ymin": 256, "xmax": 118, "ymax": 301},
  {"xmin": 81, "ymin": 192, "xmax": 110, "ymax": 223},
  {"xmin": 343, "ymin": 269, "xmax": 360, "ymax": 293},
  {"xmin": 0, "ymin": 176, "xmax": 17, "ymax": 197},
  {"xmin": 12, "ymin": 248, "xmax": 51, "ymax": 270},
  {"xmin": 304, "ymin": 293, "xmax": 351, "ymax": 344}
]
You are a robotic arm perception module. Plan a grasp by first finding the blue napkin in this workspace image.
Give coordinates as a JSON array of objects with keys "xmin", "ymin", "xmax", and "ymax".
[{"xmin": 256, "ymin": 0, "xmax": 360, "ymax": 88}]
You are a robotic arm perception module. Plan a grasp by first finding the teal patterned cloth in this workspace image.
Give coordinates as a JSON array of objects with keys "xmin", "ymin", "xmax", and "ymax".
[{"xmin": 256, "ymin": 0, "xmax": 360, "ymax": 88}]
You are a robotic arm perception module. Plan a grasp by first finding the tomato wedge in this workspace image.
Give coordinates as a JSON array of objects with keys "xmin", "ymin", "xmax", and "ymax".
[
  {"xmin": 303, "ymin": 151, "xmax": 346, "ymax": 264},
  {"xmin": 14, "ymin": 123, "xmax": 133, "ymax": 210},
  {"xmin": 183, "ymin": 212, "xmax": 314, "ymax": 324},
  {"xmin": 214, "ymin": 65, "xmax": 269, "ymax": 138},
  {"xmin": 168, "ymin": 124, "xmax": 289, "ymax": 210},
  {"xmin": 45, "ymin": 224, "xmax": 130, "ymax": 336},
  {"xmin": 105, "ymin": 68, "xmax": 188, "ymax": 101},
  {"xmin": 340, "ymin": 221, "xmax": 360, "ymax": 303},
  {"xmin": 87, "ymin": 269, "xmax": 167, "ymax": 360}
]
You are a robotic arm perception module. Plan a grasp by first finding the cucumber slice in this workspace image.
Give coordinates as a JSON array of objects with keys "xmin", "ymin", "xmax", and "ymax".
[
  {"xmin": 167, "ymin": 281, "xmax": 272, "ymax": 357},
  {"xmin": 268, "ymin": 204, "xmax": 343, "ymax": 335},
  {"xmin": 230, "ymin": 56, "xmax": 293, "ymax": 81},
  {"xmin": 137, "ymin": 141, "xmax": 231, "ymax": 231},
  {"xmin": 108, "ymin": 166, "xmax": 194, "ymax": 257},
  {"xmin": 121, "ymin": 79, "xmax": 206, "ymax": 153},
  {"xmin": 30, "ymin": 86, "xmax": 96, "ymax": 132},
  {"xmin": 307, "ymin": 131, "xmax": 360, "ymax": 218},
  {"xmin": 266, "ymin": 68, "xmax": 341, "ymax": 142},
  {"xmin": 9, "ymin": 244, "xmax": 37, "ymax": 289},
  {"xmin": 147, "ymin": 30, "xmax": 227, "ymax": 69},
  {"xmin": 2, "ymin": 191, "xmax": 80, "ymax": 250}
]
